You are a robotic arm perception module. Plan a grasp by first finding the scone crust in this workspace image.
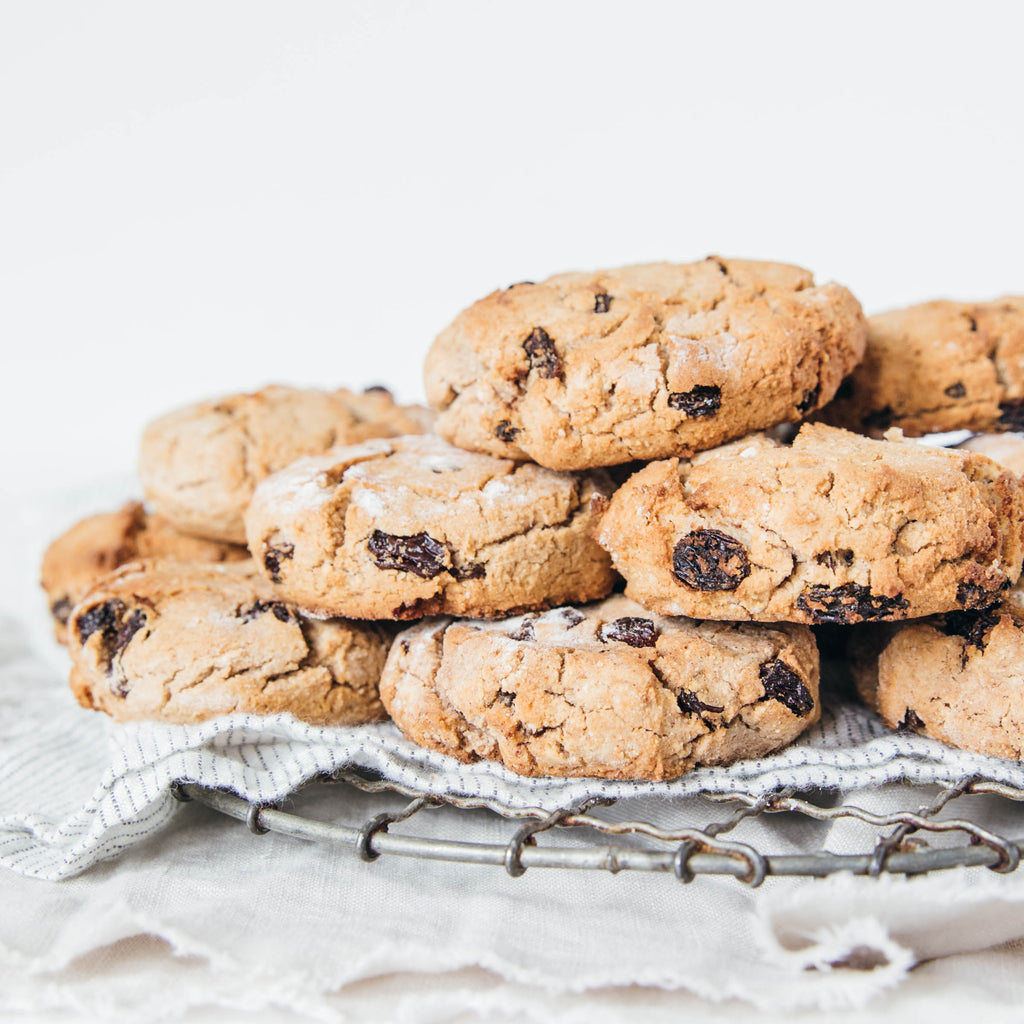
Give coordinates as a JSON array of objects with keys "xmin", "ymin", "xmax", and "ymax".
[
  {"xmin": 244, "ymin": 435, "xmax": 616, "ymax": 620},
  {"xmin": 379, "ymin": 596, "xmax": 820, "ymax": 780},
  {"xmin": 40, "ymin": 502, "xmax": 247, "ymax": 643},
  {"xmin": 67, "ymin": 560, "xmax": 391, "ymax": 725},
  {"xmin": 139, "ymin": 385, "xmax": 435, "ymax": 544},
  {"xmin": 819, "ymin": 297, "xmax": 1024, "ymax": 437},
  {"xmin": 425, "ymin": 258, "xmax": 866, "ymax": 469},
  {"xmin": 597, "ymin": 424, "xmax": 1024, "ymax": 624}
]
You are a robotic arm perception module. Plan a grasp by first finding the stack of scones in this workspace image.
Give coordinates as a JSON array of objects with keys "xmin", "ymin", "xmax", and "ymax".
[{"xmin": 41, "ymin": 258, "xmax": 1024, "ymax": 778}]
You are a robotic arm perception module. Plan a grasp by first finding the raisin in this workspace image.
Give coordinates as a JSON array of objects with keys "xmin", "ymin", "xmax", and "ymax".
[
  {"xmin": 862, "ymin": 406, "xmax": 894, "ymax": 431},
  {"xmin": 944, "ymin": 381, "xmax": 966, "ymax": 399},
  {"xmin": 113, "ymin": 610, "xmax": 147, "ymax": 658},
  {"xmin": 967, "ymin": 314, "xmax": 978, "ymax": 332},
  {"xmin": 557, "ymin": 608, "xmax": 585, "ymax": 627},
  {"xmin": 362, "ymin": 384, "xmax": 393, "ymax": 396},
  {"xmin": 263, "ymin": 543, "xmax": 294, "ymax": 583},
  {"xmin": 508, "ymin": 618, "xmax": 536, "ymax": 641},
  {"xmin": 999, "ymin": 401, "xmax": 1024, "ymax": 431},
  {"xmin": 815, "ymin": 549, "xmax": 854, "ymax": 572},
  {"xmin": 76, "ymin": 600, "xmax": 121, "ymax": 643},
  {"xmin": 667, "ymin": 384, "xmax": 722, "ymax": 418},
  {"xmin": 239, "ymin": 600, "xmax": 295, "ymax": 623},
  {"xmin": 676, "ymin": 689, "xmax": 724, "ymax": 716},
  {"xmin": 835, "ymin": 376, "xmax": 855, "ymax": 401},
  {"xmin": 495, "ymin": 420, "xmax": 520, "ymax": 443},
  {"xmin": 957, "ymin": 580, "xmax": 1005, "ymax": 610},
  {"xmin": 941, "ymin": 608, "xmax": 1000, "ymax": 666},
  {"xmin": 599, "ymin": 617, "xmax": 659, "ymax": 648},
  {"xmin": 898, "ymin": 708, "xmax": 925, "ymax": 732},
  {"xmin": 758, "ymin": 659, "xmax": 814, "ymax": 717},
  {"xmin": 51, "ymin": 597, "xmax": 73, "ymax": 625},
  {"xmin": 593, "ymin": 293, "xmax": 612, "ymax": 314},
  {"xmin": 796, "ymin": 583, "xmax": 908, "ymax": 623},
  {"xmin": 74, "ymin": 598, "xmax": 147, "ymax": 682},
  {"xmin": 452, "ymin": 561, "xmax": 486, "ymax": 581},
  {"xmin": 391, "ymin": 596, "xmax": 445, "ymax": 619},
  {"xmin": 673, "ymin": 530, "xmax": 750, "ymax": 592},
  {"xmin": 707, "ymin": 256, "xmax": 728, "ymax": 275},
  {"xmin": 523, "ymin": 327, "xmax": 562, "ymax": 380},
  {"xmin": 369, "ymin": 530, "xmax": 448, "ymax": 579},
  {"xmin": 506, "ymin": 280, "xmax": 534, "ymax": 289},
  {"xmin": 496, "ymin": 689, "xmax": 516, "ymax": 707},
  {"xmin": 797, "ymin": 383, "xmax": 821, "ymax": 414}
]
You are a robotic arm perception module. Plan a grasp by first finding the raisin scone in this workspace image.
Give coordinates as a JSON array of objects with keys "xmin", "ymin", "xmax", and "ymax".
[
  {"xmin": 597, "ymin": 424, "xmax": 1024, "ymax": 624},
  {"xmin": 849, "ymin": 586, "xmax": 1024, "ymax": 760},
  {"xmin": 424, "ymin": 257, "xmax": 866, "ymax": 470},
  {"xmin": 819, "ymin": 297, "xmax": 1024, "ymax": 437},
  {"xmin": 40, "ymin": 502, "xmax": 248, "ymax": 643},
  {"xmin": 245, "ymin": 434, "xmax": 616, "ymax": 620},
  {"xmin": 379, "ymin": 596, "xmax": 820, "ymax": 780},
  {"xmin": 139, "ymin": 385, "xmax": 435, "ymax": 544},
  {"xmin": 67, "ymin": 561, "xmax": 391, "ymax": 725}
]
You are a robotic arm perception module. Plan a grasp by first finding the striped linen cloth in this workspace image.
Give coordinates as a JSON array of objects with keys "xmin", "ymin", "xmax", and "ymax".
[{"xmin": 4, "ymin": 612, "xmax": 1024, "ymax": 881}]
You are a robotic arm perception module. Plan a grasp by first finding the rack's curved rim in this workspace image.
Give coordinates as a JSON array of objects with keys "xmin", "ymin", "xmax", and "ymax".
[{"xmin": 174, "ymin": 776, "xmax": 1024, "ymax": 885}]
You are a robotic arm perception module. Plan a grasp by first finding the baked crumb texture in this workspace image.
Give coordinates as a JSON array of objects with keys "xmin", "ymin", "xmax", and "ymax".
[
  {"xmin": 381, "ymin": 596, "xmax": 820, "ymax": 780},
  {"xmin": 597, "ymin": 424, "xmax": 1024, "ymax": 624},
  {"xmin": 426, "ymin": 258, "xmax": 866, "ymax": 469}
]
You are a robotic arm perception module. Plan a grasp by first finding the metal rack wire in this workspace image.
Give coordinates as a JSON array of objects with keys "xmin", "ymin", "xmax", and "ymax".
[{"xmin": 171, "ymin": 772, "xmax": 1024, "ymax": 886}]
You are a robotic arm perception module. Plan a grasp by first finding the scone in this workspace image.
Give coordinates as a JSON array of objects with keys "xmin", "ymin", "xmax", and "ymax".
[
  {"xmin": 67, "ymin": 560, "xmax": 391, "ymax": 725},
  {"xmin": 819, "ymin": 297, "xmax": 1024, "ymax": 436},
  {"xmin": 850, "ymin": 583, "xmax": 1024, "ymax": 760},
  {"xmin": 380, "ymin": 596, "xmax": 820, "ymax": 780},
  {"xmin": 139, "ymin": 385, "xmax": 435, "ymax": 544},
  {"xmin": 244, "ymin": 435, "xmax": 616, "ymax": 620},
  {"xmin": 597, "ymin": 424, "xmax": 1024, "ymax": 624},
  {"xmin": 425, "ymin": 257, "xmax": 866, "ymax": 469},
  {"xmin": 40, "ymin": 502, "xmax": 247, "ymax": 643}
]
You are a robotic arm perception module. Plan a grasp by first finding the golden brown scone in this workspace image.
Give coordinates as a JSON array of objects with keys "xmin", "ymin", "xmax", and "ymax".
[
  {"xmin": 67, "ymin": 560, "xmax": 392, "ymax": 725},
  {"xmin": 40, "ymin": 502, "xmax": 248, "ymax": 644},
  {"xmin": 849, "ymin": 584, "xmax": 1024, "ymax": 760},
  {"xmin": 244, "ymin": 434, "xmax": 616, "ymax": 621},
  {"xmin": 380, "ymin": 597, "xmax": 820, "ymax": 780},
  {"xmin": 424, "ymin": 257, "xmax": 866, "ymax": 470},
  {"xmin": 597, "ymin": 424, "xmax": 1024, "ymax": 624},
  {"xmin": 139, "ymin": 385, "xmax": 435, "ymax": 544},
  {"xmin": 819, "ymin": 297, "xmax": 1024, "ymax": 437}
]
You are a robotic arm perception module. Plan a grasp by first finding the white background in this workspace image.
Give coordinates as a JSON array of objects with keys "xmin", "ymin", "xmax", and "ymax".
[{"xmin": 2, "ymin": 0, "xmax": 1023, "ymax": 491}]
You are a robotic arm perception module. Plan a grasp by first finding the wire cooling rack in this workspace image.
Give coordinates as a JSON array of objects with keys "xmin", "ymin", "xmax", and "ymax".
[{"xmin": 171, "ymin": 771, "xmax": 1024, "ymax": 886}]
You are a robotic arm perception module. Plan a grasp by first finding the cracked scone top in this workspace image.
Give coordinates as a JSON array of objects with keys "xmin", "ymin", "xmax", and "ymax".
[
  {"xmin": 849, "ymin": 582, "xmax": 1024, "ymax": 760},
  {"xmin": 424, "ymin": 257, "xmax": 867, "ymax": 470},
  {"xmin": 139, "ymin": 385, "xmax": 435, "ymax": 544},
  {"xmin": 597, "ymin": 424, "xmax": 1024, "ymax": 624},
  {"xmin": 40, "ymin": 502, "xmax": 248, "ymax": 644},
  {"xmin": 244, "ymin": 434, "xmax": 616, "ymax": 620},
  {"xmin": 379, "ymin": 596, "xmax": 820, "ymax": 781},
  {"xmin": 67, "ymin": 561, "xmax": 391, "ymax": 725},
  {"xmin": 819, "ymin": 297, "xmax": 1024, "ymax": 437}
]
